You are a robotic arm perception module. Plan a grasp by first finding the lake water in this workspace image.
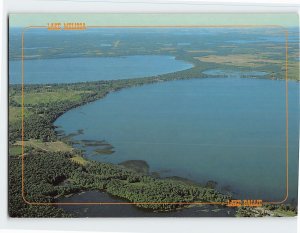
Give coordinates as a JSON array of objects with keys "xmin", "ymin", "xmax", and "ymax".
[
  {"xmin": 9, "ymin": 55, "xmax": 193, "ymax": 84},
  {"xmin": 57, "ymin": 191, "xmax": 234, "ymax": 217},
  {"xmin": 55, "ymin": 75, "xmax": 299, "ymax": 203}
]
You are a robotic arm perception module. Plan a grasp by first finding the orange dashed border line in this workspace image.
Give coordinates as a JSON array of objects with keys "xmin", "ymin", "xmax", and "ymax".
[{"xmin": 20, "ymin": 25, "xmax": 289, "ymax": 206}]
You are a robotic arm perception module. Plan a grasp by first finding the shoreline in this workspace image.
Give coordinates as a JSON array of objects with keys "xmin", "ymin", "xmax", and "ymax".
[{"xmin": 9, "ymin": 70, "xmax": 298, "ymax": 217}]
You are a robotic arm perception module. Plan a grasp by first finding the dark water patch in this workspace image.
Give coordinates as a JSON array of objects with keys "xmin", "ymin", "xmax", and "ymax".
[
  {"xmin": 165, "ymin": 176, "xmax": 202, "ymax": 186},
  {"xmin": 119, "ymin": 160, "xmax": 150, "ymax": 174},
  {"xmin": 55, "ymin": 129, "xmax": 65, "ymax": 136},
  {"xmin": 92, "ymin": 147, "xmax": 115, "ymax": 155},
  {"xmin": 72, "ymin": 139, "xmax": 116, "ymax": 155},
  {"xmin": 80, "ymin": 139, "xmax": 108, "ymax": 147},
  {"xmin": 205, "ymin": 180, "xmax": 218, "ymax": 189},
  {"xmin": 59, "ymin": 129, "xmax": 84, "ymax": 141},
  {"xmin": 56, "ymin": 191, "xmax": 235, "ymax": 217}
]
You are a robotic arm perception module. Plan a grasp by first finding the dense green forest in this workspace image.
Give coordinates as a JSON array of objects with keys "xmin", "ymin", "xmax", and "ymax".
[{"xmin": 9, "ymin": 147, "xmax": 230, "ymax": 216}]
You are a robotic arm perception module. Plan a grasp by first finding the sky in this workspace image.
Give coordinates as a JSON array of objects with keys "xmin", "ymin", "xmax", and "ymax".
[{"xmin": 9, "ymin": 13, "xmax": 299, "ymax": 28}]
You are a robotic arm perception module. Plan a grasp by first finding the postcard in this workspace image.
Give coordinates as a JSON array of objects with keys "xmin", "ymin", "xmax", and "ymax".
[{"xmin": 8, "ymin": 13, "xmax": 299, "ymax": 217}]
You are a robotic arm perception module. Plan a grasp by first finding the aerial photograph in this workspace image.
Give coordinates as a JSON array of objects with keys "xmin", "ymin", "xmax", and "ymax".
[{"xmin": 8, "ymin": 13, "xmax": 299, "ymax": 217}]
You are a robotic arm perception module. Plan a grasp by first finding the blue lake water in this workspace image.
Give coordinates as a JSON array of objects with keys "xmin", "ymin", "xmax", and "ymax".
[
  {"xmin": 9, "ymin": 55, "xmax": 193, "ymax": 84},
  {"xmin": 55, "ymin": 76, "xmax": 299, "ymax": 203}
]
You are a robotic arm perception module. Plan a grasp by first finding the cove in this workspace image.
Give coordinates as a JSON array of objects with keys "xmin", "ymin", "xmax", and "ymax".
[
  {"xmin": 57, "ymin": 191, "xmax": 234, "ymax": 217},
  {"xmin": 55, "ymin": 76, "xmax": 299, "ymax": 203},
  {"xmin": 9, "ymin": 55, "xmax": 193, "ymax": 84}
]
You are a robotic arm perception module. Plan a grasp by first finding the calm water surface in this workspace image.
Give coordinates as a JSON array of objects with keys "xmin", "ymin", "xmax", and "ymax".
[
  {"xmin": 55, "ymin": 75, "xmax": 299, "ymax": 203},
  {"xmin": 57, "ymin": 191, "xmax": 234, "ymax": 217},
  {"xmin": 9, "ymin": 55, "xmax": 193, "ymax": 84}
]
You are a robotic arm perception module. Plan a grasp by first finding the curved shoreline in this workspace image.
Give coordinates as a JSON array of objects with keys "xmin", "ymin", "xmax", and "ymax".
[
  {"xmin": 51, "ymin": 74, "xmax": 298, "ymax": 206},
  {"xmin": 10, "ymin": 55, "xmax": 195, "ymax": 84}
]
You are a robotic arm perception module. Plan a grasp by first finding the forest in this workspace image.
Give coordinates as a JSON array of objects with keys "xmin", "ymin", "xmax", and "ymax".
[{"xmin": 9, "ymin": 147, "xmax": 231, "ymax": 216}]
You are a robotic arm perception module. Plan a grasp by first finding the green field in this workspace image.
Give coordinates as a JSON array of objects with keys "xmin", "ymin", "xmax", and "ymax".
[
  {"xmin": 9, "ymin": 145, "xmax": 22, "ymax": 156},
  {"xmin": 13, "ymin": 90, "xmax": 92, "ymax": 106}
]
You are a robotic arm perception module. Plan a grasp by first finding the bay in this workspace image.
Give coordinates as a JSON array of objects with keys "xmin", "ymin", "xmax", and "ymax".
[{"xmin": 55, "ymin": 75, "xmax": 299, "ymax": 203}]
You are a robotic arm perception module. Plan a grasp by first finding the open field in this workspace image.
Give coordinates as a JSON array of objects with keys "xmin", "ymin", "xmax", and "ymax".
[
  {"xmin": 9, "ymin": 145, "xmax": 22, "ymax": 156},
  {"xmin": 9, "ymin": 107, "xmax": 32, "ymax": 124},
  {"xmin": 195, "ymin": 54, "xmax": 282, "ymax": 67},
  {"xmin": 13, "ymin": 90, "xmax": 92, "ymax": 106},
  {"xmin": 15, "ymin": 139, "xmax": 74, "ymax": 153},
  {"xmin": 70, "ymin": 155, "xmax": 90, "ymax": 166}
]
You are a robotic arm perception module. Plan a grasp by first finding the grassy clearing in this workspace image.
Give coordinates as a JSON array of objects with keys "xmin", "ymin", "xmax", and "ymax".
[
  {"xmin": 9, "ymin": 145, "xmax": 22, "ymax": 156},
  {"xmin": 70, "ymin": 155, "xmax": 89, "ymax": 166},
  {"xmin": 195, "ymin": 54, "xmax": 282, "ymax": 67},
  {"xmin": 273, "ymin": 209, "xmax": 297, "ymax": 217},
  {"xmin": 187, "ymin": 50, "xmax": 215, "ymax": 53},
  {"xmin": 93, "ymin": 148, "xmax": 115, "ymax": 155},
  {"xmin": 13, "ymin": 90, "xmax": 91, "ymax": 106},
  {"xmin": 9, "ymin": 107, "xmax": 22, "ymax": 124},
  {"xmin": 9, "ymin": 107, "xmax": 32, "ymax": 124},
  {"xmin": 286, "ymin": 61, "xmax": 300, "ymax": 81},
  {"xmin": 15, "ymin": 139, "xmax": 74, "ymax": 153}
]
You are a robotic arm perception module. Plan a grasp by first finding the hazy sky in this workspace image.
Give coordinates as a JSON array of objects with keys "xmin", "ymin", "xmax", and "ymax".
[{"xmin": 9, "ymin": 13, "xmax": 299, "ymax": 27}]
